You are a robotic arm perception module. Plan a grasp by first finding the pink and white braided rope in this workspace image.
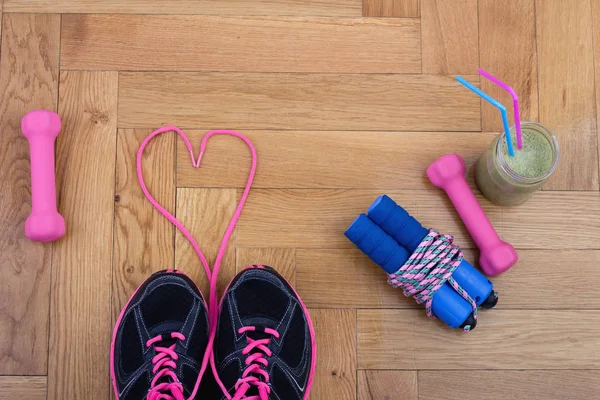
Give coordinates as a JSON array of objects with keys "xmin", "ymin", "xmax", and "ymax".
[{"xmin": 387, "ymin": 229, "xmax": 478, "ymax": 332}]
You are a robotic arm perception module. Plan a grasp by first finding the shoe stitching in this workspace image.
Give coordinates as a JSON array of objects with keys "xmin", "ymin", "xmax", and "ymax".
[
  {"xmin": 116, "ymin": 275, "xmax": 204, "ymax": 394},
  {"xmin": 114, "ymin": 308, "xmax": 150, "ymax": 385},
  {"xmin": 118, "ymin": 361, "xmax": 150, "ymax": 397},
  {"xmin": 179, "ymin": 297, "xmax": 203, "ymax": 351},
  {"xmin": 216, "ymin": 270, "xmax": 313, "ymax": 399},
  {"xmin": 271, "ymin": 359, "xmax": 307, "ymax": 395},
  {"xmin": 133, "ymin": 306, "xmax": 151, "ymax": 349},
  {"xmin": 270, "ymin": 299, "xmax": 295, "ymax": 348},
  {"xmin": 274, "ymin": 359, "xmax": 312, "ymax": 400}
]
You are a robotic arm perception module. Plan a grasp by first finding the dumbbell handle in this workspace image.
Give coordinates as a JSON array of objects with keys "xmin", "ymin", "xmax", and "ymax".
[
  {"xmin": 29, "ymin": 136, "xmax": 58, "ymax": 212},
  {"xmin": 442, "ymin": 175, "xmax": 501, "ymax": 251},
  {"xmin": 22, "ymin": 110, "xmax": 65, "ymax": 242}
]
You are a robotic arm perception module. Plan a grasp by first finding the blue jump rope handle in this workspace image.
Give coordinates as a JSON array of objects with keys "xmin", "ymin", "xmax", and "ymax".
[
  {"xmin": 345, "ymin": 214, "xmax": 475, "ymax": 329},
  {"xmin": 367, "ymin": 195, "xmax": 495, "ymax": 307}
]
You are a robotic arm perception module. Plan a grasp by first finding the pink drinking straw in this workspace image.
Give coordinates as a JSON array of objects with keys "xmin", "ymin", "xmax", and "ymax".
[{"xmin": 478, "ymin": 68, "xmax": 523, "ymax": 150}]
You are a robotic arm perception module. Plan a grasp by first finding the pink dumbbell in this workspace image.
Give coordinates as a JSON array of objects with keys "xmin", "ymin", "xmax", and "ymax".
[
  {"xmin": 427, "ymin": 154, "xmax": 517, "ymax": 276},
  {"xmin": 21, "ymin": 110, "xmax": 65, "ymax": 242}
]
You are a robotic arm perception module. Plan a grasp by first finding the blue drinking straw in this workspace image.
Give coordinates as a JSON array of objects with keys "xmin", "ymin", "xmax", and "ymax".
[{"xmin": 456, "ymin": 76, "xmax": 515, "ymax": 157}]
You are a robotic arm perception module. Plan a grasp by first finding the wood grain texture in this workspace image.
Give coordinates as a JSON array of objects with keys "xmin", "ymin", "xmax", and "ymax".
[
  {"xmin": 310, "ymin": 309, "xmax": 356, "ymax": 400},
  {"xmin": 362, "ymin": 0, "xmax": 419, "ymax": 17},
  {"xmin": 421, "ymin": 0, "xmax": 479, "ymax": 74},
  {"xmin": 488, "ymin": 250, "xmax": 600, "ymax": 309},
  {"xmin": 358, "ymin": 309, "xmax": 600, "ymax": 369},
  {"xmin": 236, "ymin": 248, "xmax": 295, "ymax": 285},
  {"xmin": 497, "ymin": 191, "xmax": 600, "ymax": 249},
  {"xmin": 113, "ymin": 129, "xmax": 175, "ymax": 316},
  {"xmin": 48, "ymin": 71, "xmax": 118, "ymax": 400},
  {"xmin": 238, "ymin": 189, "xmax": 469, "ymax": 248},
  {"xmin": 0, "ymin": 13, "xmax": 59, "ymax": 375},
  {"xmin": 0, "ymin": 376, "xmax": 47, "ymax": 400},
  {"xmin": 418, "ymin": 370, "xmax": 600, "ymax": 400},
  {"xmin": 119, "ymin": 73, "xmax": 480, "ymax": 131},
  {"xmin": 296, "ymin": 249, "xmax": 416, "ymax": 309},
  {"xmin": 297, "ymin": 249, "xmax": 600, "ymax": 309},
  {"xmin": 175, "ymin": 188, "xmax": 237, "ymax": 297},
  {"xmin": 536, "ymin": 0, "xmax": 598, "ymax": 190},
  {"xmin": 61, "ymin": 15, "xmax": 420, "ymax": 73},
  {"xmin": 3, "ymin": 3, "xmax": 600, "ymax": 398},
  {"xmin": 177, "ymin": 131, "xmax": 496, "ymax": 189},
  {"xmin": 238, "ymin": 189, "xmax": 600, "ymax": 249},
  {"xmin": 479, "ymin": 0, "xmax": 538, "ymax": 132},
  {"xmin": 358, "ymin": 370, "xmax": 417, "ymax": 400},
  {"xmin": 4, "ymin": 0, "xmax": 361, "ymax": 15},
  {"xmin": 594, "ymin": 0, "xmax": 600, "ymax": 189}
]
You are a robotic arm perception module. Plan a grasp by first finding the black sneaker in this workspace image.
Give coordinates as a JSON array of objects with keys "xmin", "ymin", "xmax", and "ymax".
[
  {"xmin": 213, "ymin": 265, "xmax": 316, "ymax": 400},
  {"xmin": 111, "ymin": 270, "xmax": 210, "ymax": 400}
]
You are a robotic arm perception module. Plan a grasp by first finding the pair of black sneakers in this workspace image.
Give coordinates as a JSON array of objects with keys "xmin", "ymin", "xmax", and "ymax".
[{"xmin": 111, "ymin": 266, "xmax": 316, "ymax": 400}]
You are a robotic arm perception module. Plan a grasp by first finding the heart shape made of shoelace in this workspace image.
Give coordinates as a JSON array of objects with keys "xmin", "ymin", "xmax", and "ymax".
[{"xmin": 136, "ymin": 126, "xmax": 257, "ymax": 400}]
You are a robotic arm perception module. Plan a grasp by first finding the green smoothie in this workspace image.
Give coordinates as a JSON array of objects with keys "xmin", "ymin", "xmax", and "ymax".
[
  {"xmin": 502, "ymin": 129, "xmax": 554, "ymax": 177},
  {"xmin": 475, "ymin": 122, "xmax": 559, "ymax": 206}
]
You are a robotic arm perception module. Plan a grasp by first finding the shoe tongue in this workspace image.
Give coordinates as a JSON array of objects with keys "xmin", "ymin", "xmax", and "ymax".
[
  {"xmin": 148, "ymin": 322, "xmax": 184, "ymax": 388},
  {"xmin": 242, "ymin": 316, "xmax": 279, "ymax": 329},
  {"xmin": 241, "ymin": 316, "xmax": 279, "ymax": 340},
  {"xmin": 149, "ymin": 321, "xmax": 183, "ymax": 338}
]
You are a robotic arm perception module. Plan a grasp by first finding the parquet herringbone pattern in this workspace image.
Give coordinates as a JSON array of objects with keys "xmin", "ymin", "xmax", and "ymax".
[{"xmin": 1, "ymin": 1, "xmax": 599, "ymax": 399}]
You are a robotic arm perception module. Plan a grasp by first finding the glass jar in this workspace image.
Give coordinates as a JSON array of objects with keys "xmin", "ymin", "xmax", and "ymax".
[{"xmin": 475, "ymin": 122, "xmax": 560, "ymax": 206}]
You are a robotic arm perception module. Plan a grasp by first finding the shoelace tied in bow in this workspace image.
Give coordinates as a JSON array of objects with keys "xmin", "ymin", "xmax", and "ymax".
[
  {"xmin": 232, "ymin": 326, "xmax": 281, "ymax": 400},
  {"xmin": 146, "ymin": 332, "xmax": 187, "ymax": 400}
]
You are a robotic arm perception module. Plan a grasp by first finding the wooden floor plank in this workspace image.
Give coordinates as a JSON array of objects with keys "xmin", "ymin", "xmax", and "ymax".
[
  {"xmin": 61, "ymin": 15, "xmax": 420, "ymax": 73},
  {"xmin": 119, "ymin": 73, "xmax": 480, "ymax": 131},
  {"xmin": 362, "ymin": 0, "xmax": 420, "ymax": 17},
  {"xmin": 113, "ymin": 129, "xmax": 175, "ymax": 317},
  {"xmin": 418, "ymin": 371, "xmax": 600, "ymax": 400},
  {"xmin": 48, "ymin": 71, "xmax": 118, "ymax": 400},
  {"xmin": 497, "ymin": 191, "xmax": 600, "ymax": 249},
  {"xmin": 0, "ymin": 376, "xmax": 47, "ymax": 400},
  {"xmin": 4, "ymin": 0, "xmax": 361, "ymax": 15},
  {"xmin": 297, "ymin": 248, "xmax": 600, "ymax": 309},
  {"xmin": 309, "ymin": 309, "xmax": 356, "ymax": 400},
  {"xmin": 177, "ymin": 131, "xmax": 496, "ymax": 189},
  {"xmin": 488, "ymin": 250, "xmax": 600, "ymax": 309},
  {"xmin": 238, "ymin": 189, "xmax": 600, "ymax": 249},
  {"xmin": 421, "ymin": 0, "xmax": 479, "ymax": 74},
  {"xmin": 536, "ymin": 0, "xmax": 598, "ymax": 190},
  {"xmin": 593, "ymin": 0, "xmax": 600, "ymax": 189},
  {"xmin": 2, "ymin": 3, "xmax": 599, "ymax": 398},
  {"xmin": 0, "ymin": 13, "xmax": 59, "ymax": 375},
  {"xmin": 238, "ymin": 189, "xmax": 470, "ymax": 248},
  {"xmin": 358, "ymin": 309, "xmax": 600, "ymax": 369},
  {"xmin": 175, "ymin": 188, "xmax": 237, "ymax": 297},
  {"xmin": 236, "ymin": 248, "xmax": 296, "ymax": 285},
  {"xmin": 479, "ymin": 0, "xmax": 538, "ymax": 132},
  {"xmin": 296, "ymin": 249, "xmax": 416, "ymax": 309},
  {"xmin": 358, "ymin": 370, "xmax": 417, "ymax": 400}
]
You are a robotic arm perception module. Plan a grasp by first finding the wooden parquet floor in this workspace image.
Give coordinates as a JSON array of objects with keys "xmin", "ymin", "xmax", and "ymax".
[{"xmin": 1, "ymin": 1, "xmax": 600, "ymax": 399}]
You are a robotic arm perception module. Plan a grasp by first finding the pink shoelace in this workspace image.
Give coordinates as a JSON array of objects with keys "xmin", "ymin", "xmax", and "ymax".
[
  {"xmin": 146, "ymin": 332, "xmax": 187, "ymax": 400},
  {"xmin": 138, "ymin": 127, "xmax": 258, "ymax": 399},
  {"xmin": 232, "ymin": 326, "xmax": 281, "ymax": 400}
]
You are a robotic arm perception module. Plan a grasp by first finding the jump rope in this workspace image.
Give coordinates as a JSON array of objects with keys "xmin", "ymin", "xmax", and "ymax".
[
  {"xmin": 137, "ymin": 127, "xmax": 479, "ymax": 398},
  {"xmin": 386, "ymin": 229, "xmax": 478, "ymax": 332}
]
